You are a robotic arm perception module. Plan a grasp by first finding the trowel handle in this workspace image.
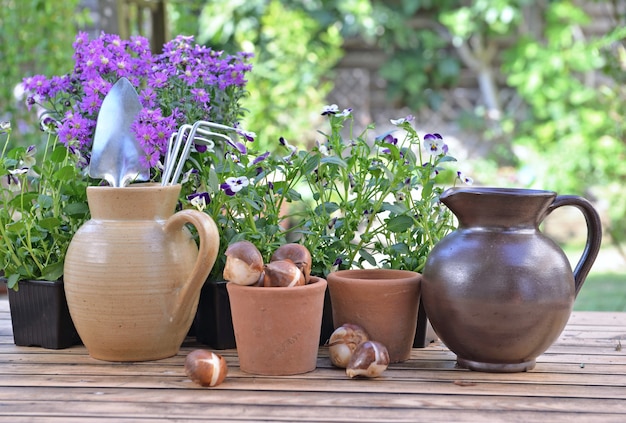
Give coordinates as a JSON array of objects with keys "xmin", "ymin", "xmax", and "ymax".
[
  {"xmin": 545, "ymin": 195, "xmax": 602, "ymax": 296},
  {"xmin": 165, "ymin": 210, "xmax": 220, "ymax": 318}
]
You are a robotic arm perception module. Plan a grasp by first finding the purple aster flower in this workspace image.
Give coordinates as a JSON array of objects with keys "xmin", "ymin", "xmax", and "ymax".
[
  {"xmin": 220, "ymin": 176, "xmax": 250, "ymax": 196},
  {"xmin": 191, "ymin": 88, "xmax": 210, "ymax": 104}
]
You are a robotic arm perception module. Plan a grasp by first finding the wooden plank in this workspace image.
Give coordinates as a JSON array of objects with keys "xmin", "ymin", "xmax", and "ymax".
[
  {"xmin": 1, "ymin": 386, "xmax": 625, "ymax": 414},
  {"xmin": 1, "ymin": 296, "xmax": 626, "ymax": 422},
  {"xmin": 1, "ymin": 393, "xmax": 626, "ymax": 422}
]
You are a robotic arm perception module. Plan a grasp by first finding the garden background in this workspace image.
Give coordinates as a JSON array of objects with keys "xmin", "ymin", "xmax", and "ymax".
[{"xmin": 1, "ymin": 0, "xmax": 625, "ymax": 310}]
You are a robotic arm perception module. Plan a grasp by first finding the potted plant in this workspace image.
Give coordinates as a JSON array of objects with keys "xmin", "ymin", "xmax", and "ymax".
[
  {"xmin": 185, "ymin": 105, "xmax": 471, "ymax": 350},
  {"xmin": 295, "ymin": 107, "xmax": 472, "ymax": 349},
  {"xmin": 0, "ymin": 119, "xmax": 88, "ymax": 349},
  {"xmin": 18, "ymin": 32, "xmax": 253, "ymax": 359}
]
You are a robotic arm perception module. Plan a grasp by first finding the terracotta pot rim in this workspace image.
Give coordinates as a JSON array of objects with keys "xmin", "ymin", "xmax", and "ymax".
[
  {"xmin": 328, "ymin": 269, "xmax": 421, "ymax": 283},
  {"xmin": 87, "ymin": 182, "xmax": 180, "ymax": 192},
  {"xmin": 226, "ymin": 276, "xmax": 327, "ymax": 293}
]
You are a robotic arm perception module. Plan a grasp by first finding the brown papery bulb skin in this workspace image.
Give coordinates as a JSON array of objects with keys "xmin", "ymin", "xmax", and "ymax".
[
  {"xmin": 185, "ymin": 349, "xmax": 228, "ymax": 387},
  {"xmin": 346, "ymin": 340, "xmax": 390, "ymax": 378},
  {"xmin": 328, "ymin": 323, "xmax": 370, "ymax": 368},
  {"xmin": 270, "ymin": 244, "xmax": 312, "ymax": 283},
  {"xmin": 263, "ymin": 259, "xmax": 305, "ymax": 287},
  {"xmin": 223, "ymin": 241, "xmax": 264, "ymax": 286}
]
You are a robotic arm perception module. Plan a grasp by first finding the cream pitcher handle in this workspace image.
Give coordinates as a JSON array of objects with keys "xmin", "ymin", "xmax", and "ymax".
[
  {"xmin": 164, "ymin": 209, "xmax": 219, "ymax": 321},
  {"xmin": 544, "ymin": 195, "xmax": 602, "ymax": 296}
]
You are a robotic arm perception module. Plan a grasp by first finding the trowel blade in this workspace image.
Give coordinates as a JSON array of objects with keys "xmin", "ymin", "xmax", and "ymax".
[{"xmin": 88, "ymin": 77, "xmax": 150, "ymax": 186}]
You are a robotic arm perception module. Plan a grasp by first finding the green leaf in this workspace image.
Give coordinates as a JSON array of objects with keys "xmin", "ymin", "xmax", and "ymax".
[
  {"xmin": 390, "ymin": 242, "xmax": 411, "ymax": 255},
  {"xmin": 302, "ymin": 155, "xmax": 319, "ymax": 175},
  {"xmin": 41, "ymin": 261, "xmax": 64, "ymax": 281},
  {"xmin": 63, "ymin": 202, "xmax": 89, "ymax": 216},
  {"xmin": 320, "ymin": 156, "xmax": 347, "ymax": 168},
  {"xmin": 7, "ymin": 274, "xmax": 19, "ymax": 290},
  {"xmin": 285, "ymin": 188, "xmax": 302, "ymax": 202},
  {"xmin": 382, "ymin": 202, "xmax": 408, "ymax": 215},
  {"xmin": 37, "ymin": 216, "xmax": 61, "ymax": 230},
  {"xmin": 386, "ymin": 215, "xmax": 414, "ymax": 232},
  {"xmin": 315, "ymin": 201, "xmax": 339, "ymax": 214},
  {"xmin": 9, "ymin": 192, "xmax": 38, "ymax": 210},
  {"xmin": 53, "ymin": 165, "xmax": 76, "ymax": 182},
  {"xmin": 359, "ymin": 248, "xmax": 377, "ymax": 267},
  {"xmin": 50, "ymin": 146, "xmax": 68, "ymax": 163},
  {"xmin": 37, "ymin": 194, "xmax": 54, "ymax": 209}
]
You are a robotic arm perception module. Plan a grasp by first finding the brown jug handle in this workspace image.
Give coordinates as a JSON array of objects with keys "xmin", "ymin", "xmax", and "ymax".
[
  {"xmin": 544, "ymin": 195, "xmax": 602, "ymax": 296},
  {"xmin": 164, "ymin": 210, "xmax": 219, "ymax": 322}
]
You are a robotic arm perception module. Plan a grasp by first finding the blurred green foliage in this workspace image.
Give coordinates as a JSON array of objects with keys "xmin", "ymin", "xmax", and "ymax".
[
  {"xmin": 0, "ymin": 0, "xmax": 90, "ymax": 146},
  {"xmin": 4, "ymin": 0, "xmax": 626, "ymax": 254},
  {"xmin": 169, "ymin": 0, "xmax": 345, "ymax": 150}
]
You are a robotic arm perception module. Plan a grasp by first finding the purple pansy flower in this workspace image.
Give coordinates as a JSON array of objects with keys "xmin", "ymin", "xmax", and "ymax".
[
  {"xmin": 321, "ymin": 104, "xmax": 339, "ymax": 115},
  {"xmin": 424, "ymin": 133, "xmax": 445, "ymax": 156},
  {"xmin": 252, "ymin": 151, "xmax": 270, "ymax": 166},
  {"xmin": 220, "ymin": 176, "xmax": 250, "ymax": 196},
  {"xmin": 187, "ymin": 191, "xmax": 211, "ymax": 211}
]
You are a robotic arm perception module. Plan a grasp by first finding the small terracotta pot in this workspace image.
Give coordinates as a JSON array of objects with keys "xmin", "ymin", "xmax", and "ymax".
[
  {"xmin": 327, "ymin": 269, "xmax": 421, "ymax": 363},
  {"xmin": 227, "ymin": 276, "xmax": 327, "ymax": 375}
]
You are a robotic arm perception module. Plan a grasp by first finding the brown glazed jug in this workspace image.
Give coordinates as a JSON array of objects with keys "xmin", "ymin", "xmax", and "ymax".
[
  {"xmin": 422, "ymin": 187, "xmax": 602, "ymax": 372},
  {"xmin": 64, "ymin": 183, "xmax": 219, "ymax": 361}
]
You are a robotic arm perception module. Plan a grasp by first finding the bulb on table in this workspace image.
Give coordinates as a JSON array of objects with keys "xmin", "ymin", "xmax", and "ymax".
[
  {"xmin": 328, "ymin": 323, "xmax": 370, "ymax": 368},
  {"xmin": 346, "ymin": 340, "xmax": 389, "ymax": 378},
  {"xmin": 185, "ymin": 349, "xmax": 228, "ymax": 387}
]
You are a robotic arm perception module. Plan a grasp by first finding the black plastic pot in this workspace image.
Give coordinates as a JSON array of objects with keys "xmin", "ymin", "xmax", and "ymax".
[
  {"xmin": 195, "ymin": 280, "xmax": 236, "ymax": 349},
  {"xmin": 6, "ymin": 279, "xmax": 81, "ymax": 349}
]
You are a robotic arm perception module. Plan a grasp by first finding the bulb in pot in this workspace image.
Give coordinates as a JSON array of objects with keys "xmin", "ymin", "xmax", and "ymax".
[
  {"xmin": 185, "ymin": 349, "xmax": 228, "ymax": 387},
  {"xmin": 223, "ymin": 240, "xmax": 264, "ymax": 286},
  {"xmin": 270, "ymin": 243, "xmax": 312, "ymax": 283},
  {"xmin": 328, "ymin": 323, "xmax": 370, "ymax": 368},
  {"xmin": 346, "ymin": 340, "xmax": 390, "ymax": 378},
  {"xmin": 263, "ymin": 259, "xmax": 305, "ymax": 287}
]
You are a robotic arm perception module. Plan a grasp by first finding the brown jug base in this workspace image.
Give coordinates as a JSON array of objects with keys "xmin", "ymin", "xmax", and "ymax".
[{"xmin": 457, "ymin": 357, "xmax": 536, "ymax": 373}]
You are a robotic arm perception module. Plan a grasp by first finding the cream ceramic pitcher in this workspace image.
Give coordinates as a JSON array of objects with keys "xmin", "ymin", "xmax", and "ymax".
[{"xmin": 64, "ymin": 183, "xmax": 219, "ymax": 361}]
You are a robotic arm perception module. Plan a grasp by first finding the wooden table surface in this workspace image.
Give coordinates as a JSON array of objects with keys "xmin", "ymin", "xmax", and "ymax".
[{"xmin": 1, "ymin": 295, "xmax": 625, "ymax": 423}]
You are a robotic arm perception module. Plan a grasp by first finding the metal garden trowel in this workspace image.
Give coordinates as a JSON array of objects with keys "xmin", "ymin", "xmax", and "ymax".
[{"xmin": 89, "ymin": 77, "xmax": 149, "ymax": 187}]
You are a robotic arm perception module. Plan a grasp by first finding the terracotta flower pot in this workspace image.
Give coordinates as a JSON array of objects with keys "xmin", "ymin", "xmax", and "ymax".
[
  {"xmin": 327, "ymin": 269, "xmax": 421, "ymax": 363},
  {"xmin": 227, "ymin": 276, "xmax": 327, "ymax": 375}
]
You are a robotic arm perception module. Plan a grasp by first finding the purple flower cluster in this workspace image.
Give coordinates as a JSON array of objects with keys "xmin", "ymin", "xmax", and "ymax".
[{"xmin": 22, "ymin": 32, "xmax": 252, "ymax": 172}]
